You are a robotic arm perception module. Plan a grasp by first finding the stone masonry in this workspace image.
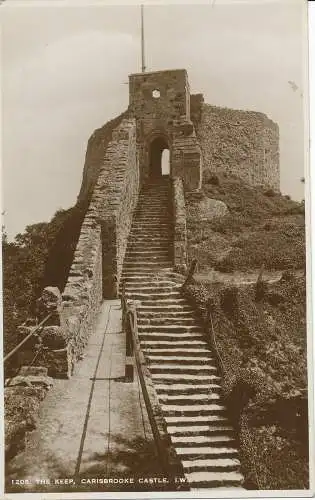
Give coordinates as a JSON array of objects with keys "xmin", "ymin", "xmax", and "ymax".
[
  {"xmin": 193, "ymin": 98, "xmax": 280, "ymax": 191},
  {"xmin": 129, "ymin": 69, "xmax": 202, "ymax": 190}
]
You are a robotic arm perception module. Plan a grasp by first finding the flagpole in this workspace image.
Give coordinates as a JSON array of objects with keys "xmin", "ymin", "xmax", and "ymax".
[{"xmin": 141, "ymin": 4, "xmax": 146, "ymax": 73}]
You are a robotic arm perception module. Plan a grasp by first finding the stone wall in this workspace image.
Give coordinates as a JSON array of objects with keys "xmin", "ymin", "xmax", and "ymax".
[
  {"xmin": 96, "ymin": 118, "xmax": 139, "ymax": 297},
  {"xmin": 77, "ymin": 111, "xmax": 128, "ymax": 204},
  {"xmin": 194, "ymin": 101, "xmax": 280, "ymax": 191},
  {"xmin": 172, "ymin": 177, "xmax": 187, "ymax": 273},
  {"xmin": 60, "ymin": 221, "xmax": 103, "ymax": 375},
  {"xmin": 172, "ymin": 123, "xmax": 202, "ymax": 190}
]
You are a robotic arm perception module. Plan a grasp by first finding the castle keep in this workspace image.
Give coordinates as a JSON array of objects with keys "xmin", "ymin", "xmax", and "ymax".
[
  {"xmin": 79, "ymin": 68, "xmax": 279, "ymax": 204},
  {"xmin": 11, "ymin": 68, "xmax": 280, "ymax": 491}
]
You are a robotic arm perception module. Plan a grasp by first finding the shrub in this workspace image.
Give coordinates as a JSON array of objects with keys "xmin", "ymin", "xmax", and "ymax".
[
  {"xmin": 220, "ymin": 286, "xmax": 239, "ymax": 318},
  {"xmin": 264, "ymin": 188, "xmax": 276, "ymax": 197}
]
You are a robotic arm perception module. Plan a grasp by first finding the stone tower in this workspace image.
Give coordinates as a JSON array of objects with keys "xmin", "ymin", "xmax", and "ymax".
[{"xmin": 129, "ymin": 69, "xmax": 202, "ymax": 190}]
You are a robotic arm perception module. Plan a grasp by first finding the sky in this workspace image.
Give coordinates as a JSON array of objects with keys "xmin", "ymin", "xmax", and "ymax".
[{"xmin": 0, "ymin": 0, "xmax": 308, "ymax": 240}]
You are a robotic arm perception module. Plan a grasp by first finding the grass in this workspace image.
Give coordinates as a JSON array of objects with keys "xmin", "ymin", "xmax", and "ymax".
[
  {"xmin": 186, "ymin": 172, "xmax": 305, "ymax": 273},
  {"xmin": 184, "ymin": 172, "xmax": 307, "ymax": 489},
  {"xmin": 184, "ymin": 273, "xmax": 308, "ymax": 490}
]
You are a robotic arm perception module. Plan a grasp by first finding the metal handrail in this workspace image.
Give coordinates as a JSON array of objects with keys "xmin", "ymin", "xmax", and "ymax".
[{"xmin": 4, "ymin": 313, "xmax": 53, "ymax": 364}]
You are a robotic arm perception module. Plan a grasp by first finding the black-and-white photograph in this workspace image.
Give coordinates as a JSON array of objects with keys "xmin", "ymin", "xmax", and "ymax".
[{"xmin": 1, "ymin": 0, "xmax": 312, "ymax": 497}]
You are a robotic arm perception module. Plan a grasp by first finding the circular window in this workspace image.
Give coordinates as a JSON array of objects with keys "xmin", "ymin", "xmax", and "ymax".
[{"xmin": 152, "ymin": 89, "xmax": 161, "ymax": 99}]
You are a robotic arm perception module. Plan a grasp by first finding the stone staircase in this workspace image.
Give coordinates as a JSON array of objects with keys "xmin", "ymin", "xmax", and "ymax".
[{"xmin": 120, "ymin": 178, "xmax": 244, "ymax": 489}]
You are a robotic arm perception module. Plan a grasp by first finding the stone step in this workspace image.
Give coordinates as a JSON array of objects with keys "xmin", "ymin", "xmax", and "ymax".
[
  {"xmin": 134, "ymin": 215, "xmax": 171, "ymax": 220},
  {"xmin": 149, "ymin": 365, "xmax": 217, "ymax": 375},
  {"xmin": 182, "ymin": 457, "xmax": 240, "ymax": 473},
  {"xmin": 128, "ymin": 233, "xmax": 171, "ymax": 239},
  {"xmin": 122, "ymin": 271, "xmax": 174, "ymax": 279},
  {"xmin": 167, "ymin": 425, "xmax": 234, "ymax": 437},
  {"xmin": 142, "ymin": 341, "xmax": 208, "ymax": 350},
  {"xmin": 127, "ymin": 292, "xmax": 182, "ymax": 301},
  {"xmin": 137, "ymin": 305, "xmax": 191, "ymax": 312},
  {"xmin": 128, "ymin": 238, "xmax": 171, "ymax": 244},
  {"xmin": 121, "ymin": 276, "xmax": 178, "ymax": 284},
  {"xmin": 159, "ymin": 393, "xmax": 222, "ymax": 404},
  {"xmin": 127, "ymin": 239, "xmax": 170, "ymax": 245},
  {"xmin": 121, "ymin": 280, "xmax": 179, "ymax": 288},
  {"xmin": 131, "ymin": 222, "xmax": 171, "ymax": 227},
  {"xmin": 138, "ymin": 318, "xmax": 199, "ymax": 326},
  {"xmin": 125, "ymin": 250, "xmax": 171, "ymax": 257},
  {"xmin": 123, "ymin": 283, "xmax": 180, "ymax": 291},
  {"xmin": 184, "ymin": 471, "xmax": 243, "ymax": 488},
  {"xmin": 140, "ymin": 333, "xmax": 206, "ymax": 342},
  {"xmin": 130, "ymin": 223, "xmax": 171, "ymax": 229},
  {"xmin": 146, "ymin": 355, "xmax": 214, "ymax": 365},
  {"xmin": 165, "ymin": 415, "xmax": 229, "ymax": 426},
  {"xmin": 137, "ymin": 299, "xmax": 187, "ymax": 307},
  {"xmin": 138, "ymin": 325, "xmax": 203, "ymax": 332},
  {"xmin": 137, "ymin": 204, "xmax": 170, "ymax": 208},
  {"xmin": 133, "ymin": 215, "xmax": 171, "ymax": 221},
  {"xmin": 124, "ymin": 257, "xmax": 172, "ymax": 265},
  {"xmin": 171, "ymin": 435, "xmax": 235, "ymax": 446},
  {"xmin": 156, "ymin": 383, "xmax": 221, "ymax": 395},
  {"xmin": 123, "ymin": 262, "xmax": 173, "ymax": 269},
  {"xmin": 144, "ymin": 349, "xmax": 211, "ymax": 358},
  {"xmin": 138, "ymin": 305, "xmax": 193, "ymax": 312},
  {"xmin": 127, "ymin": 243, "xmax": 170, "ymax": 249},
  {"xmin": 175, "ymin": 446, "xmax": 238, "ymax": 459},
  {"xmin": 161, "ymin": 403, "xmax": 226, "ymax": 416}
]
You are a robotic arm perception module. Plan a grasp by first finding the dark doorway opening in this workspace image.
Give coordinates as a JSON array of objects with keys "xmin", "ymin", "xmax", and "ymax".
[{"xmin": 149, "ymin": 137, "xmax": 170, "ymax": 179}]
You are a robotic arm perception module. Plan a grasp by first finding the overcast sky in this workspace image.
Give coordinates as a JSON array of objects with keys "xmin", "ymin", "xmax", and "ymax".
[{"xmin": 0, "ymin": 0, "xmax": 308, "ymax": 240}]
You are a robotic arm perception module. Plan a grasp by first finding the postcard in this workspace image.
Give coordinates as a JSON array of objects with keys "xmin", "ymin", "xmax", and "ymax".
[{"xmin": 0, "ymin": 0, "xmax": 313, "ymax": 498}]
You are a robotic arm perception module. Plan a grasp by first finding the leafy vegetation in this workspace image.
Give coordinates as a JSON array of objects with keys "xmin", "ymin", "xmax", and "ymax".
[
  {"xmin": 184, "ymin": 259, "xmax": 308, "ymax": 489},
  {"xmin": 186, "ymin": 171, "xmax": 305, "ymax": 273},
  {"xmin": 2, "ymin": 203, "xmax": 87, "ymax": 356}
]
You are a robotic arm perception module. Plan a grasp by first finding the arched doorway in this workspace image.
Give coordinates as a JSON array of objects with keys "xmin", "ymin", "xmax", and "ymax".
[{"xmin": 149, "ymin": 136, "xmax": 170, "ymax": 180}]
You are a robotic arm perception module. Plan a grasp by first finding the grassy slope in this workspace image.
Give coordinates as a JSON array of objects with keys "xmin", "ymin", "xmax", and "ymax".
[
  {"xmin": 187, "ymin": 171, "xmax": 305, "ymax": 273},
  {"xmin": 185, "ymin": 172, "xmax": 308, "ymax": 489}
]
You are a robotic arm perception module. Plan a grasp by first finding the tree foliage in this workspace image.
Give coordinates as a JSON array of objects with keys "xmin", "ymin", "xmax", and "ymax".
[{"xmin": 2, "ymin": 202, "xmax": 87, "ymax": 355}]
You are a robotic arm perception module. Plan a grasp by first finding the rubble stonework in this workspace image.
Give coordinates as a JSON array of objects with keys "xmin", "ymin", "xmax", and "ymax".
[
  {"xmin": 77, "ymin": 111, "xmax": 128, "ymax": 203},
  {"xmin": 195, "ymin": 102, "xmax": 280, "ymax": 190},
  {"xmin": 172, "ymin": 177, "xmax": 187, "ymax": 273}
]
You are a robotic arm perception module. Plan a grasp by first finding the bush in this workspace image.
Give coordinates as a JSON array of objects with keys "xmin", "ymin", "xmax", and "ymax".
[
  {"xmin": 220, "ymin": 286, "xmax": 239, "ymax": 318},
  {"xmin": 264, "ymin": 188, "xmax": 276, "ymax": 197}
]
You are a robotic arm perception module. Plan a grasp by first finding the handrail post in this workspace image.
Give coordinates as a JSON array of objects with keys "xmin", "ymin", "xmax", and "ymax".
[
  {"xmin": 182, "ymin": 258, "xmax": 198, "ymax": 289},
  {"xmin": 125, "ymin": 309, "xmax": 134, "ymax": 382}
]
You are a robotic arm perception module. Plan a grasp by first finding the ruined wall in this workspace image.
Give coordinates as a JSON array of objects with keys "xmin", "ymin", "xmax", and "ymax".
[
  {"xmin": 96, "ymin": 119, "xmax": 139, "ymax": 296},
  {"xmin": 78, "ymin": 111, "xmax": 128, "ymax": 204},
  {"xmin": 262, "ymin": 115, "xmax": 280, "ymax": 189},
  {"xmin": 172, "ymin": 177, "xmax": 187, "ymax": 273},
  {"xmin": 192, "ymin": 97, "xmax": 280, "ymax": 191}
]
